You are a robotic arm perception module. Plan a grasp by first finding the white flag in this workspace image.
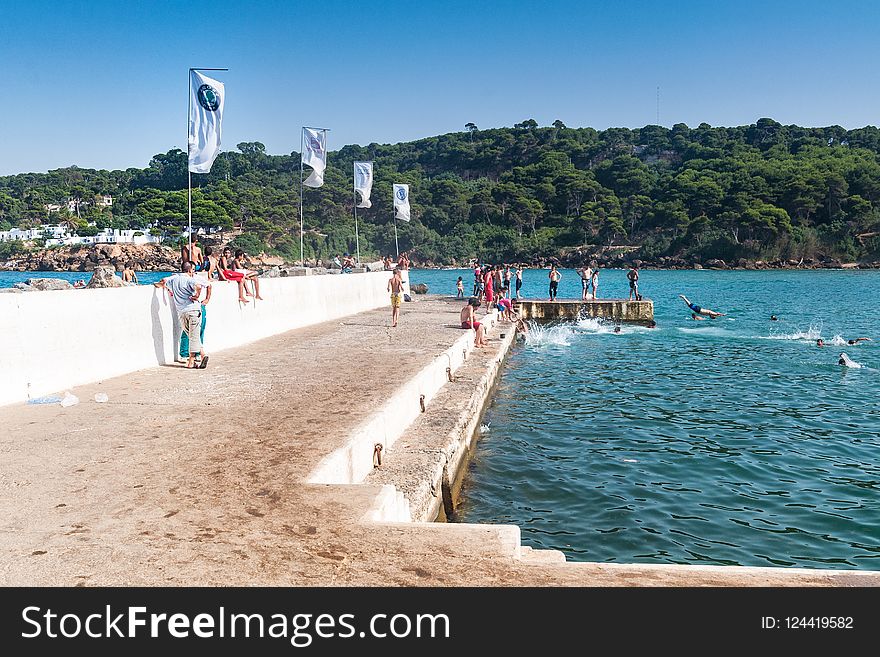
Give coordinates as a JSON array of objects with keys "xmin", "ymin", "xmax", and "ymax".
[
  {"xmin": 393, "ymin": 183, "xmax": 411, "ymax": 222},
  {"xmin": 302, "ymin": 128, "xmax": 327, "ymax": 188},
  {"xmin": 354, "ymin": 161, "xmax": 373, "ymax": 208},
  {"xmin": 188, "ymin": 70, "xmax": 225, "ymax": 174}
]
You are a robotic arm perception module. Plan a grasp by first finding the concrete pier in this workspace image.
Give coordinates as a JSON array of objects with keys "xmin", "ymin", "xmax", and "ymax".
[
  {"xmin": 1, "ymin": 294, "xmax": 877, "ymax": 586},
  {"xmin": 518, "ymin": 298, "xmax": 654, "ymax": 322}
]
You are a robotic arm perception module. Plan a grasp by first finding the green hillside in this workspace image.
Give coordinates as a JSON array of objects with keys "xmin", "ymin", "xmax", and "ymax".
[{"xmin": 2, "ymin": 118, "xmax": 880, "ymax": 266}]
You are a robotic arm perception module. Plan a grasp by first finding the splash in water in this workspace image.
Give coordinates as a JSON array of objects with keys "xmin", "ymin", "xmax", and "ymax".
[
  {"xmin": 838, "ymin": 352, "xmax": 862, "ymax": 368},
  {"xmin": 766, "ymin": 322, "xmax": 822, "ymax": 341},
  {"xmin": 525, "ymin": 323, "xmax": 575, "ymax": 347},
  {"xmin": 575, "ymin": 317, "xmax": 615, "ymax": 333}
]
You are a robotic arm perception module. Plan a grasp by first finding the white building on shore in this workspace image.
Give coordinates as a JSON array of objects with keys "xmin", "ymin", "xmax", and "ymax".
[{"xmin": 0, "ymin": 224, "xmax": 162, "ymax": 246}]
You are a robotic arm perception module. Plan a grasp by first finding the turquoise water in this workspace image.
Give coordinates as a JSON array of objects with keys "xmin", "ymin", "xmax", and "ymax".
[
  {"xmin": 409, "ymin": 268, "xmax": 880, "ymax": 569},
  {"xmin": 0, "ymin": 270, "xmax": 172, "ymax": 288}
]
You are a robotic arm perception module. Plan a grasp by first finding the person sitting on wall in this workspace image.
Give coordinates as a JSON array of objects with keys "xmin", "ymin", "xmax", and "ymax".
[
  {"xmin": 461, "ymin": 297, "xmax": 488, "ymax": 348},
  {"xmin": 219, "ymin": 247, "xmax": 251, "ymax": 303},
  {"xmin": 233, "ymin": 249, "xmax": 263, "ymax": 300},
  {"xmin": 342, "ymin": 253, "xmax": 355, "ymax": 273}
]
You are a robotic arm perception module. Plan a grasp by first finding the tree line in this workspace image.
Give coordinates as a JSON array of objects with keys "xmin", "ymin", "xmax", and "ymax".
[{"xmin": 2, "ymin": 117, "xmax": 879, "ymax": 265}]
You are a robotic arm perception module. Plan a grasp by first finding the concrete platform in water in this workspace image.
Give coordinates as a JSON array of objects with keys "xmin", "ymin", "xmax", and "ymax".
[{"xmin": 517, "ymin": 298, "xmax": 654, "ymax": 322}]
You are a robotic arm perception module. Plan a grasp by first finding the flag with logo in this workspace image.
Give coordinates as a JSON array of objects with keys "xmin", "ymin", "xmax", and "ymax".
[
  {"xmin": 302, "ymin": 128, "xmax": 328, "ymax": 188},
  {"xmin": 188, "ymin": 70, "xmax": 225, "ymax": 174},
  {"xmin": 393, "ymin": 184, "xmax": 410, "ymax": 222},
  {"xmin": 354, "ymin": 161, "xmax": 373, "ymax": 208}
]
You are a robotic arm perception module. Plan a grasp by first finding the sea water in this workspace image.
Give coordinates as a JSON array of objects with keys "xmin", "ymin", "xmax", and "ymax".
[
  {"xmin": 0, "ymin": 270, "xmax": 172, "ymax": 288},
  {"xmin": 409, "ymin": 268, "xmax": 880, "ymax": 569}
]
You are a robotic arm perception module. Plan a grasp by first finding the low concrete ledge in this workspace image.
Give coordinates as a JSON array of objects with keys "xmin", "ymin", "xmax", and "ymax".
[
  {"xmin": 519, "ymin": 298, "xmax": 653, "ymax": 322},
  {"xmin": 364, "ymin": 319, "xmax": 517, "ymax": 523},
  {"xmin": 308, "ymin": 309, "xmax": 503, "ymax": 487}
]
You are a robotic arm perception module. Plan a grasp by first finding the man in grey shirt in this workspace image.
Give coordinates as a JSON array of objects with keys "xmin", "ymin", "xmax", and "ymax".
[{"xmin": 154, "ymin": 261, "xmax": 206, "ymax": 369}]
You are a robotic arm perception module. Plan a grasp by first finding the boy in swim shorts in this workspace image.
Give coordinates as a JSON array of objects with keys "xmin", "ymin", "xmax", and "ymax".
[{"xmin": 388, "ymin": 267, "xmax": 404, "ymax": 327}]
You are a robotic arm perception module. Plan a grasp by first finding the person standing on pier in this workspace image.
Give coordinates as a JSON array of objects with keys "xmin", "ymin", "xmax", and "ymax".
[
  {"xmin": 153, "ymin": 261, "xmax": 206, "ymax": 369},
  {"xmin": 579, "ymin": 263, "xmax": 593, "ymax": 300},
  {"xmin": 627, "ymin": 265, "xmax": 639, "ymax": 301},
  {"xmin": 515, "ymin": 266, "xmax": 524, "ymax": 299},
  {"xmin": 388, "ymin": 267, "xmax": 404, "ymax": 327},
  {"xmin": 548, "ymin": 265, "xmax": 561, "ymax": 301},
  {"xmin": 483, "ymin": 266, "xmax": 495, "ymax": 310},
  {"xmin": 590, "ymin": 264, "xmax": 600, "ymax": 299}
]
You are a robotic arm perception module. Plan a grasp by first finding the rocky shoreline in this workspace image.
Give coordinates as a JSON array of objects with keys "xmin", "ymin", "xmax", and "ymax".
[
  {"xmin": 418, "ymin": 251, "xmax": 880, "ymax": 271},
  {"xmin": 4, "ymin": 243, "xmax": 878, "ymax": 273}
]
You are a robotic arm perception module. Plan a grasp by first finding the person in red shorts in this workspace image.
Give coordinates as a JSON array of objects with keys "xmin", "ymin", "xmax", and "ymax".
[
  {"xmin": 461, "ymin": 297, "xmax": 488, "ymax": 347},
  {"xmin": 219, "ymin": 247, "xmax": 251, "ymax": 303}
]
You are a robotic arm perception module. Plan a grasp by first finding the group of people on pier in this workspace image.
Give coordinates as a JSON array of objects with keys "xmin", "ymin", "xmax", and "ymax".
[{"xmin": 152, "ymin": 242, "xmax": 266, "ymax": 369}]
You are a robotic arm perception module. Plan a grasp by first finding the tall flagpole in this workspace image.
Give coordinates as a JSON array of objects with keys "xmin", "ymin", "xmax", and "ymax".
[
  {"xmin": 187, "ymin": 70, "xmax": 192, "ymax": 265},
  {"xmin": 393, "ymin": 211, "xmax": 399, "ymax": 259},
  {"xmin": 187, "ymin": 67, "xmax": 227, "ymax": 266},
  {"xmin": 353, "ymin": 163, "xmax": 360, "ymax": 265},
  {"xmin": 299, "ymin": 127, "xmax": 331, "ymax": 268},
  {"xmin": 299, "ymin": 128, "xmax": 305, "ymax": 266}
]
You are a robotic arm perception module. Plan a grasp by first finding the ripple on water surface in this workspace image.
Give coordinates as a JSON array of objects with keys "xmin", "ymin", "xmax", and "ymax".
[{"xmin": 448, "ymin": 270, "xmax": 880, "ymax": 569}]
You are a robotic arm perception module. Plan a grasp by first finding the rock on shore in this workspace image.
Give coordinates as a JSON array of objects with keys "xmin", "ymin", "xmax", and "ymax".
[{"xmin": 1, "ymin": 243, "xmax": 180, "ymax": 273}]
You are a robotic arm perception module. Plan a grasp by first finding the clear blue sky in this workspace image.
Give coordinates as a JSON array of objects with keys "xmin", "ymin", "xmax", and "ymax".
[{"xmin": 1, "ymin": 0, "xmax": 878, "ymax": 175}]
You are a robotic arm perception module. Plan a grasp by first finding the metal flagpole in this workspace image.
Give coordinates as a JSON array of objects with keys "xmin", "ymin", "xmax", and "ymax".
[
  {"xmin": 187, "ymin": 69, "xmax": 192, "ymax": 265},
  {"xmin": 187, "ymin": 67, "xmax": 227, "ymax": 266},
  {"xmin": 393, "ymin": 210, "xmax": 399, "ymax": 259},
  {"xmin": 353, "ymin": 186, "xmax": 360, "ymax": 265},
  {"xmin": 300, "ymin": 127, "xmax": 331, "ymax": 268},
  {"xmin": 299, "ymin": 128, "xmax": 305, "ymax": 266}
]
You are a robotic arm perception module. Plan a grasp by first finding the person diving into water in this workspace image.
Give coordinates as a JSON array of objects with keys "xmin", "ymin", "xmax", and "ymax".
[{"xmin": 679, "ymin": 294, "xmax": 725, "ymax": 318}]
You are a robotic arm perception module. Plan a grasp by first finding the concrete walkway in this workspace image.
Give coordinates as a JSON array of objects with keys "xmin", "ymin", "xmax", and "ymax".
[{"xmin": 1, "ymin": 296, "xmax": 878, "ymax": 586}]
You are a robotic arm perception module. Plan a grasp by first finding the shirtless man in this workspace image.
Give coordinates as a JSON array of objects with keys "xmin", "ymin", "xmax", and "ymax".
[
  {"xmin": 181, "ymin": 241, "xmax": 204, "ymax": 269},
  {"xmin": 846, "ymin": 337, "xmax": 871, "ymax": 345},
  {"xmin": 388, "ymin": 267, "xmax": 404, "ymax": 327},
  {"xmin": 461, "ymin": 297, "xmax": 488, "ymax": 347},
  {"xmin": 579, "ymin": 264, "xmax": 592, "ymax": 300},
  {"xmin": 121, "ymin": 262, "xmax": 138, "ymax": 285},
  {"xmin": 627, "ymin": 265, "xmax": 639, "ymax": 301},
  {"xmin": 679, "ymin": 294, "xmax": 725, "ymax": 318}
]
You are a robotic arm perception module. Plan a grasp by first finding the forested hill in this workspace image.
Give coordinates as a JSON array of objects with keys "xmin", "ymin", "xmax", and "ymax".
[{"xmin": 2, "ymin": 118, "xmax": 880, "ymax": 267}]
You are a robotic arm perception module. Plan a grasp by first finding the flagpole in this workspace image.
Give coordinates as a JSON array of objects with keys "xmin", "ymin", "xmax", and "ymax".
[
  {"xmin": 299, "ymin": 127, "xmax": 304, "ymax": 266},
  {"xmin": 353, "ymin": 198, "xmax": 360, "ymax": 266},
  {"xmin": 187, "ymin": 69, "xmax": 192, "ymax": 265},
  {"xmin": 393, "ymin": 212, "xmax": 399, "ymax": 259},
  {"xmin": 299, "ymin": 126, "xmax": 331, "ymax": 268},
  {"xmin": 187, "ymin": 67, "xmax": 227, "ymax": 266},
  {"xmin": 353, "ymin": 163, "xmax": 360, "ymax": 265}
]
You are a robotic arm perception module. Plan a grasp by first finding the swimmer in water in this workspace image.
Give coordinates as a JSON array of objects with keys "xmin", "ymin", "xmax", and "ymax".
[
  {"xmin": 679, "ymin": 294, "xmax": 725, "ymax": 318},
  {"xmin": 847, "ymin": 337, "xmax": 871, "ymax": 345},
  {"xmin": 770, "ymin": 315, "xmax": 778, "ymax": 321},
  {"xmin": 816, "ymin": 339, "xmax": 825, "ymax": 347}
]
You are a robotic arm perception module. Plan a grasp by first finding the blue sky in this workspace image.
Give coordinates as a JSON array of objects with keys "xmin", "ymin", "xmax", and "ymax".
[{"xmin": 1, "ymin": 0, "xmax": 878, "ymax": 175}]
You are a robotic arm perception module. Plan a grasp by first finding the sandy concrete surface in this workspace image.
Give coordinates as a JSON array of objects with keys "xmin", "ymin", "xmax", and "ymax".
[{"xmin": 1, "ymin": 295, "xmax": 878, "ymax": 586}]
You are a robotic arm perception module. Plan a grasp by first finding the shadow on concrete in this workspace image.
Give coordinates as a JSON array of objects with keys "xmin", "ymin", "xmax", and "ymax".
[{"xmin": 150, "ymin": 288, "xmax": 179, "ymax": 365}]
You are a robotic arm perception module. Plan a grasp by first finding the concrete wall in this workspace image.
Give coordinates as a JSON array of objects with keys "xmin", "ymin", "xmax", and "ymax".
[
  {"xmin": 519, "ymin": 299, "xmax": 654, "ymax": 322},
  {"xmin": 0, "ymin": 271, "xmax": 406, "ymax": 407}
]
